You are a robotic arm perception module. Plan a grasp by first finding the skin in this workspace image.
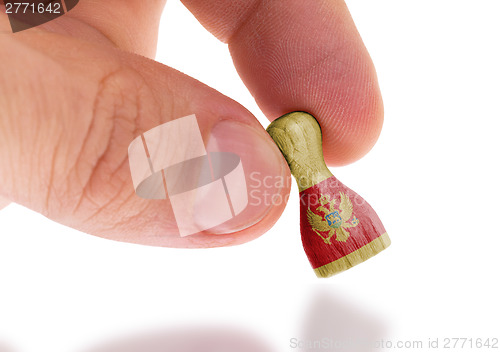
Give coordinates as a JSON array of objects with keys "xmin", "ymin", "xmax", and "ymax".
[{"xmin": 0, "ymin": 0, "xmax": 383, "ymax": 248}]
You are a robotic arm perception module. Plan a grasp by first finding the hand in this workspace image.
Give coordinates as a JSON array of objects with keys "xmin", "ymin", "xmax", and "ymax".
[{"xmin": 0, "ymin": 0, "xmax": 383, "ymax": 247}]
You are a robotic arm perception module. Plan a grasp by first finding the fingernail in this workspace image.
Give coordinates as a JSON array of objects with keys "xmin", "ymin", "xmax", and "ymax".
[
  {"xmin": 128, "ymin": 115, "xmax": 290, "ymax": 237},
  {"xmin": 194, "ymin": 120, "xmax": 290, "ymax": 235}
]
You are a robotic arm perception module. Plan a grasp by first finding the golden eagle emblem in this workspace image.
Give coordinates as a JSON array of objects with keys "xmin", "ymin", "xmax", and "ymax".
[{"xmin": 307, "ymin": 192, "xmax": 360, "ymax": 244}]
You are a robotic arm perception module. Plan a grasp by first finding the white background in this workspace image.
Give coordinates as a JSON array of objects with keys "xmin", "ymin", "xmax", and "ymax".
[{"xmin": 1, "ymin": 1, "xmax": 499, "ymax": 351}]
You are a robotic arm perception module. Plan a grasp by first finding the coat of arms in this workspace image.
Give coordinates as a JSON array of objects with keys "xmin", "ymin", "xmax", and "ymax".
[{"xmin": 307, "ymin": 192, "xmax": 360, "ymax": 244}]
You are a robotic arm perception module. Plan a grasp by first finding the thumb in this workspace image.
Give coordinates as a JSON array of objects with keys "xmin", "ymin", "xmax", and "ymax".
[{"xmin": 0, "ymin": 30, "xmax": 289, "ymax": 247}]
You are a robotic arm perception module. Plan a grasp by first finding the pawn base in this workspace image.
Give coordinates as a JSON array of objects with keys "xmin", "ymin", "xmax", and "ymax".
[{"xmin": 314, "ymin": 232, "xmax": 391, "ymax": 278}]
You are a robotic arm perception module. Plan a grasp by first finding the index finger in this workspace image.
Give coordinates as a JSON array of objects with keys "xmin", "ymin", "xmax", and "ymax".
[{"xmin": 181, "ymin": 0, "xmax": 383, "ymax": 166}]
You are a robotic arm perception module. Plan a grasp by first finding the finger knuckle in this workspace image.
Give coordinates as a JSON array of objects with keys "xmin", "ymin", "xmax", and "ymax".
[{"xmin": 67, "ymin": 67, "xmax": 159, "ymax": 222}]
